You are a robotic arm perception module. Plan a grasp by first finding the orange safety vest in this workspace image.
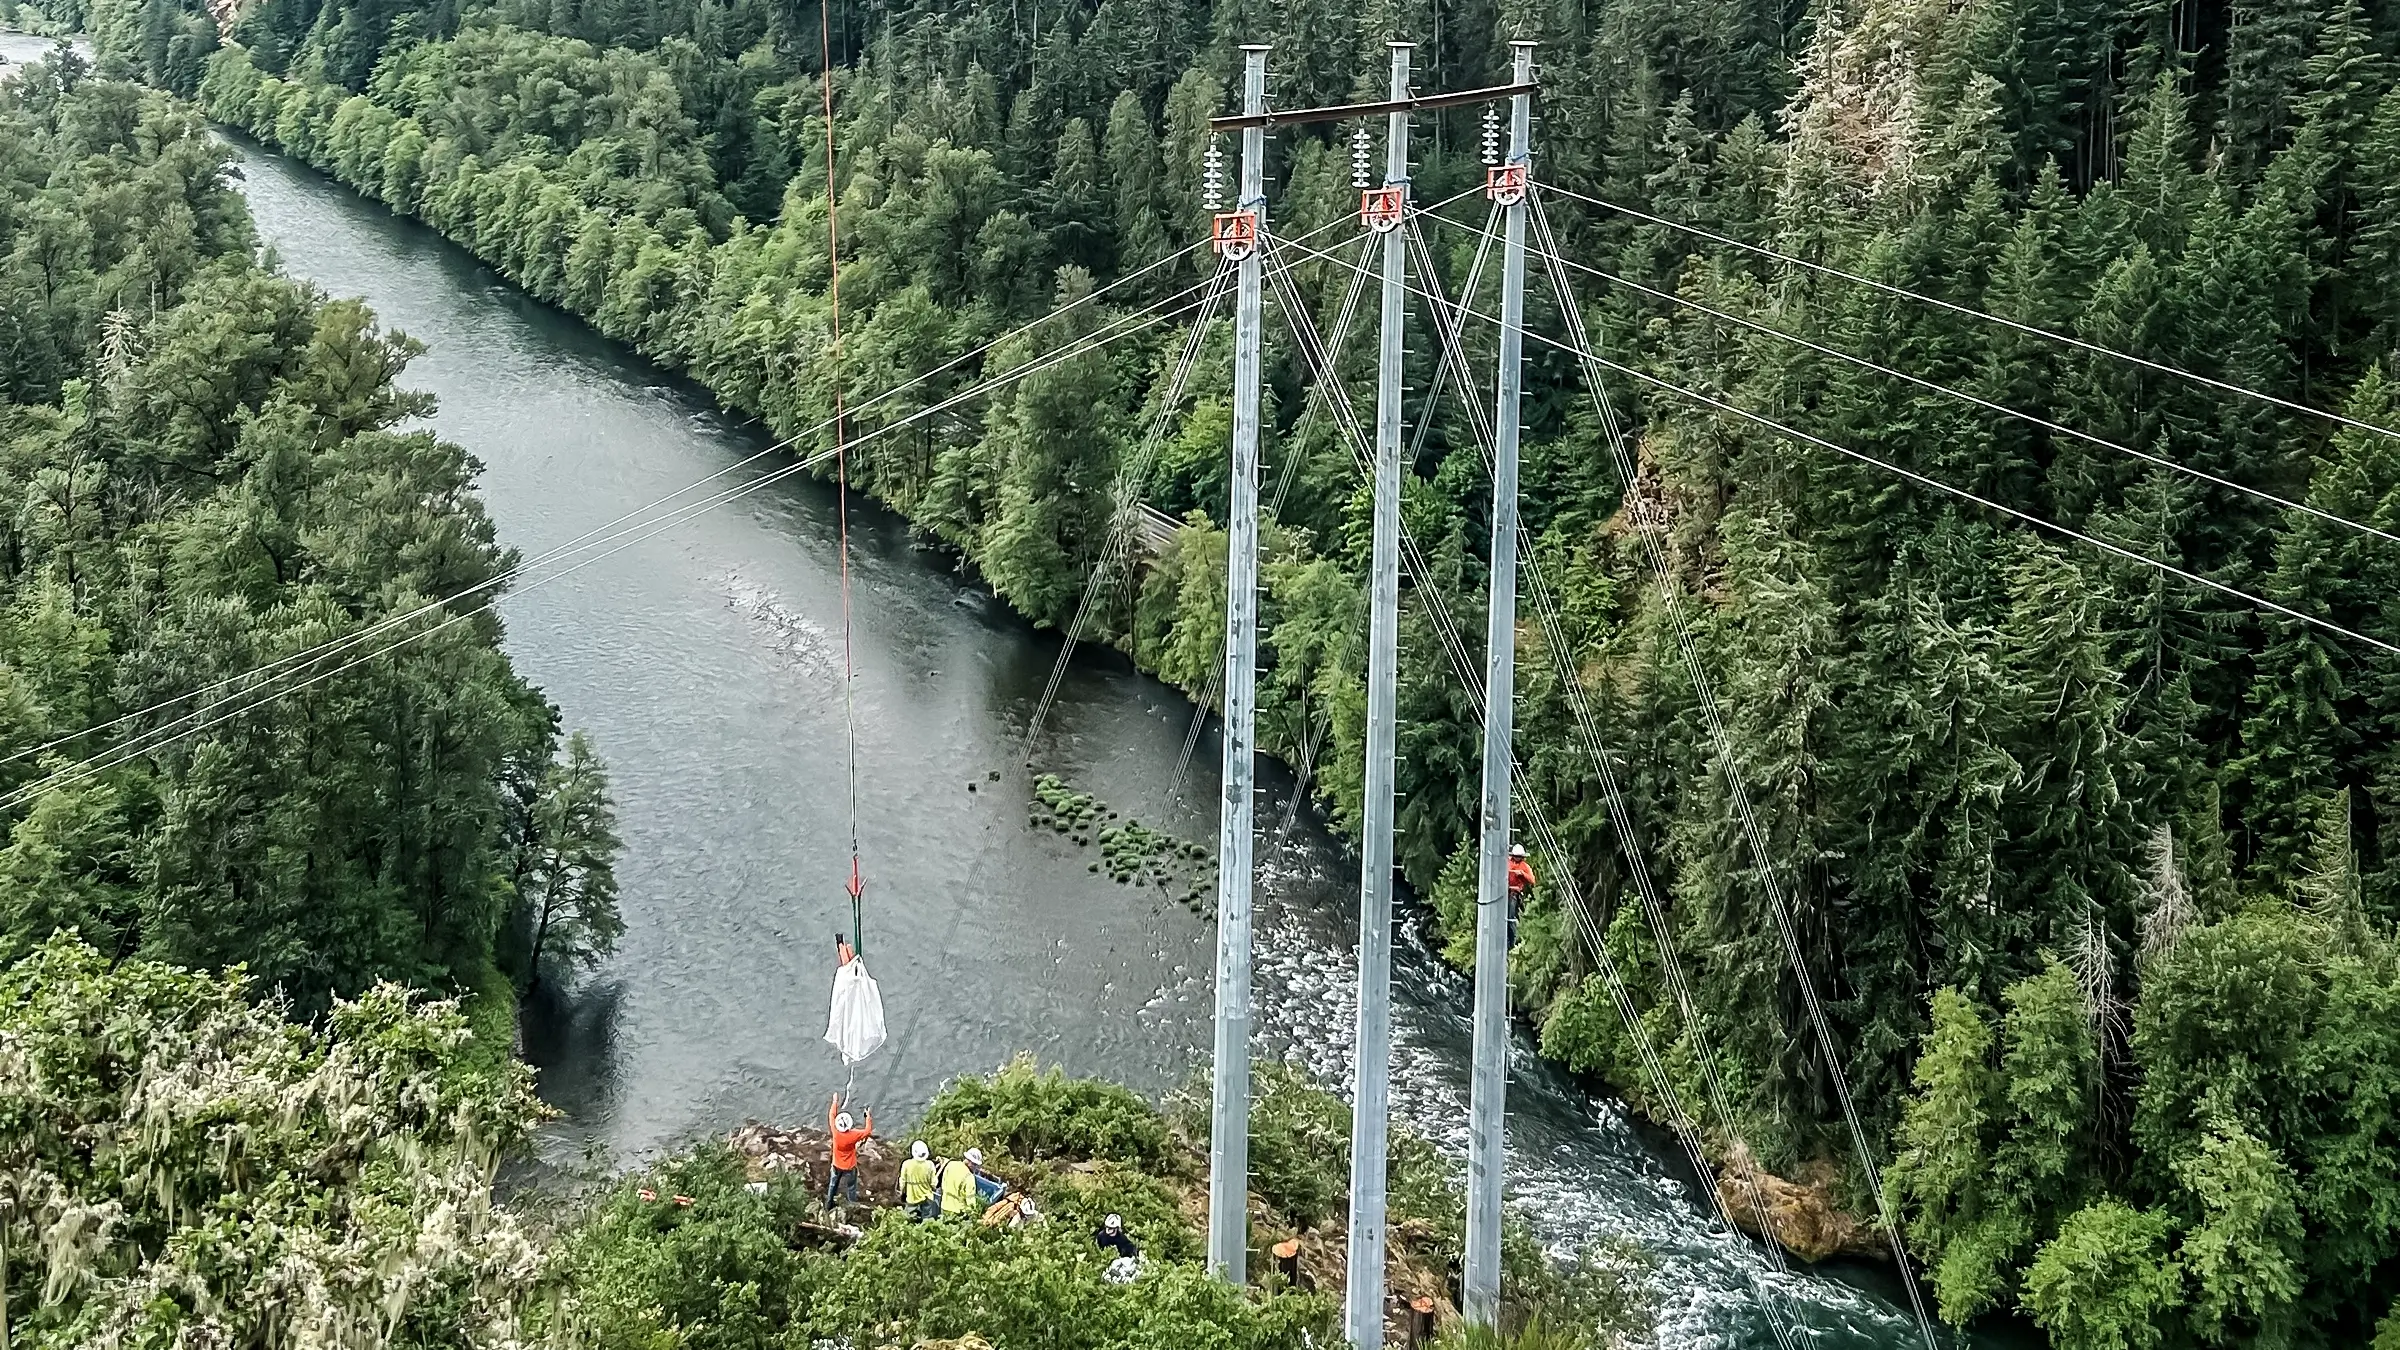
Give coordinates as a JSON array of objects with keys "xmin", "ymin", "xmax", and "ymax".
[{"xmin": 1506, "ymin": 857, "xmax": 1536, "ymax": 895}]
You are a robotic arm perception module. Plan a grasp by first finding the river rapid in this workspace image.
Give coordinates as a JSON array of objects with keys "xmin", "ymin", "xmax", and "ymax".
[{"xmin": 0, "ymin": 43, "xmax": 2015, "ymax": 1338}]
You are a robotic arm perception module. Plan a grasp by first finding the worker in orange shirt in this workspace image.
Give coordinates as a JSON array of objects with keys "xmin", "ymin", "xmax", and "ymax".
[
  {"xmin": 826, "ymin": 1093, "xmax": 873, "ymax": 1210},
  {"xmin": 1506, "ymin": 843, "xmax": 1535, "ymax": 947}
]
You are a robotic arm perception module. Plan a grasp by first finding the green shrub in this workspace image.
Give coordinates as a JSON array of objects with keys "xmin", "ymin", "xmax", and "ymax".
[
  {"xmin": 1031, "ymin": 1160, "xmax": 1201, "ymax": 1263},
  {"xmin": 538, "ymin": 1145, "xmax": 828, "ymax": 1350},
  {"xmin": 1437, "ymin": 1317, "xmax": 1599, "ymax": 1350},
  {"xmin": 456, "ymin": 958, "xmax": 521, "ymax": 1077},
  {"xmin": 1388, "ymin": 1126, "xmax": 1467, "ymax": 1246},
  {"xmin": 925, "ymin": 1054, "xmax": 1173, "ymax": 1166},
  {"xmin": 0, "ymin": 936, "xmax": 551, "ymax": 1349},
  {"xmin": 1248, "ymin": 1061, "xmax": 1356, "ymax": 1228},
  {"xmin": 811, "ymin": 1215, "xmax": 1334, "ymax": 1349}
]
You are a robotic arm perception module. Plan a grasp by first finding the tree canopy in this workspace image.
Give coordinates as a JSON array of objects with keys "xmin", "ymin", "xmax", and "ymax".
[
  {"xmin": 30, "ymin": 0, "xmax": 2400, "ymax": 1334},
  {"xmin": 0, "ymin": 56, "xmax": 617, "ymax": 1011}
]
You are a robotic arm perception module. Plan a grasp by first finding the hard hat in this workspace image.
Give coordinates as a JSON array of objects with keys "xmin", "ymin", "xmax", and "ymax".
[
  {"xmin": 836, "ymin": 1112, "xmax": 855, "ymax": 1131},
  {"xmin": 965, "ymin": 1147, "xmax": 985, "ymax": 1165},
  {"xmin": 1509, "ymin": 843, "xmax": 1527, "ymax": 858},
  {"xmin": 911, "ymin": 1140, "xmax": 930, "ymax": 1160},
  {"xmin": 1104, "ymin": 1213, "xmax": 1123, "ymax": 1230}
]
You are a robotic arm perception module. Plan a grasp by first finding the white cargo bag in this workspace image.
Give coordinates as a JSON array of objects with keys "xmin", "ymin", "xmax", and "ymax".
[{"xmin": 824, "ymin": 958, "xmax": 887, "ymax": 1065}]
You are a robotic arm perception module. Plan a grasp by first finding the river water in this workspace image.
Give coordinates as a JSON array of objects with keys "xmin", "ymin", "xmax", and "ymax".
[{"xmin": 1, "ymin": 47, "xmax": 2019, "ymax": 1337}]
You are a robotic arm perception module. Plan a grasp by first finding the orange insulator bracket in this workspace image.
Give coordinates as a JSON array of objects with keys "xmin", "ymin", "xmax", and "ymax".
[
  {"xmin": 1359, "ymin": 187, "xmax": 1406, "ymax": 233},
  {"xmin": 1484, "ymin": 162, "xmax": 1528, "ymax": 206},
  {"xmin": 1213, "ymin": 210, "xmax": 1260, "ymax": 260}
]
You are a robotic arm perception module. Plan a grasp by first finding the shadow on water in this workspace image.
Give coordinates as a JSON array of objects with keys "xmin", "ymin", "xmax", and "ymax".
[
  {"xmin": 521, "ymin": 977, "xmax": 627, "ymax": 1130},
  {"xmin": 221, "ymin": 132, "xmax": 2035, "ymax": 1349}
]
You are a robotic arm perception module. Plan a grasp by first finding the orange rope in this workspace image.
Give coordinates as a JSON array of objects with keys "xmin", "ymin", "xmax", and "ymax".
[{"xmin": 819, "ymin": 1, "xmax": 861, "ymax": 953}]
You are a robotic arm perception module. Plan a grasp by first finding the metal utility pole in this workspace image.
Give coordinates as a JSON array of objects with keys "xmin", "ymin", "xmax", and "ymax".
[
  {"xmin": 1463, "ymin": 39, "xmax": 1534, "ymax": 1328},
  {"xmin": 1208, "ymin": 42, "xmax": 1270, "ymax": 1287},
  {"xmin": 1344, "ymin": 40, "xmax": 1411, "ymax": 1350}
]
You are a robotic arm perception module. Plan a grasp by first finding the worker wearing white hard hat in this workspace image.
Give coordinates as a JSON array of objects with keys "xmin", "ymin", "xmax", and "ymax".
[
  {"xmin": 900, "ymin": 1139, "xmax": 938, "ymax": 1220},
  {"xmin": 1095, "ymin": 1211, "xmax": 1139, "ymax": 1261}
]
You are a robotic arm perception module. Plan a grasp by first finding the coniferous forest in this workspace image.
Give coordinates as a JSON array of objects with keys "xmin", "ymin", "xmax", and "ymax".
[
  {"xmin": 10, "ymin": 0, "xmax": 2400, "ymax": 1338},
  {"xmin": 0, "ymin": 52, "xmax": 624, "ymax": 1018}
]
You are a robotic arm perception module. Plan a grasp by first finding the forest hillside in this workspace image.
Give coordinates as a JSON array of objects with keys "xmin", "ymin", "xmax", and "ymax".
[
  {"xmin": 0, "ymin": 50, "xmax": 623, "ymax": 1018},
  {"xmin": 15, "ymin": 0, "xmax": 2400, "ymax": 1340}
]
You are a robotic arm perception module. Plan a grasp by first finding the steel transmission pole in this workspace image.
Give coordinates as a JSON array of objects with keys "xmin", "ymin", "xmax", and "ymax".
[
  {"xmin": 1208, "ymin": 42, "xmax": 1270, "ymax": 1287},
  {"xmin": 1343, "ymin": 40, "xmax": 1412, "ymax": 1350},
  {"xmin": 1463, "ymin": 40, "xmax": 1534, "ymax": 1327}
]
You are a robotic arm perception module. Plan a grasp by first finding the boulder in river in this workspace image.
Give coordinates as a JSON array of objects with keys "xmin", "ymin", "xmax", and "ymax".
[{"xmin": 1715, "ymin": 1144, "xmax": 1885, "ymax": 1263}]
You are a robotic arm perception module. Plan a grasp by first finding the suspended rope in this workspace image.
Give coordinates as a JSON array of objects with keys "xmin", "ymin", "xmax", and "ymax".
[
  {"xmin": 814, "ymin": 0, "xmax": 868, "ymax": 965},
  {"xmin": 808, "ymin": 0, "xmax": 893, "ymax": 1089}
]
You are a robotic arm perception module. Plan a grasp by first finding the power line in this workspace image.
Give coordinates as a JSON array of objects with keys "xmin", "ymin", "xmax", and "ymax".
[
  {"xmin": 1407, "ymin": 207, "xmax": 1810, "ymax": 1294},
  {"xmin": 1263, "ymin": 238, "xmax": 1807, "ymax": 1350},
  {"xmin": 1520, "ymin": 202, "xmax": 1942, "ymax": 1346},
  {"xmin": 1019, "ymin": 262, "xmax": 1237, "ymax": 765},
  {"xmin": 1386, "ymin": 217, "xmax": 1813, "ymax": 1343},
  {"xmin": 2, "ymin": 275, "xmax": 1230, "ymax": 813},
  {"xmin": 1539, "ymin": 179, "xmax": 2400, "ymax": 446},
  {"xmin": 1599, "ymin": 344, "xmax": 2400, "ymax": 656},
  {"xmin": 1406, "ymin": 201, "xmax": 2400, "ymax": 554},
  {"xmin": 0, "ymin": 236, "xmax": 1216, "ymax": 773},
  {"xmin": 1270, "ymin": 228, "xmax": 2400, "ymax": 659}
]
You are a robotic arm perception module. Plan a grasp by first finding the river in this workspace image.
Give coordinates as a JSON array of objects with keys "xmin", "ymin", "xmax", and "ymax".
[{"xmin": 3, "ymin": 34, "xmax": 2003, "ymax": 1339}]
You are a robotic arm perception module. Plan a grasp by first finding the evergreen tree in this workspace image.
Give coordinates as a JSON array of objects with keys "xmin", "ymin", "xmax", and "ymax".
[
  {"xmin": 1102, "ymin": 89, "xmax": 1168, "ymax": 273},
  {"xmin": 2220, "ymin": 0, "xmax": 2321, "ymax": 182},
  {"xmin": 510, "ymin": 731, "xmax": 625, "ymax": 993}
]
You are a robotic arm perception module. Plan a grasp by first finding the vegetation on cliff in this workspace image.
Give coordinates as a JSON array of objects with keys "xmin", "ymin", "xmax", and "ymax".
[{"xmin": 2, "ymin": 936, "xmax": 1651, "ymax": 1348}]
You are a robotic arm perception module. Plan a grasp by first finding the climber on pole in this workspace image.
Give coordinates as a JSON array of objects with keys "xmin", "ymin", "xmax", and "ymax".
[{"xmin": 1506, "ymin": 843, "xmax": 1535, "ymax": 947}]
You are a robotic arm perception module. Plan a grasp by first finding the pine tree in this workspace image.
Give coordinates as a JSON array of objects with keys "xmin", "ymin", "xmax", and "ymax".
[
  {"xmin": 512, "ymin": 731, "xmax": 625, "ymax": 994},
  {"xmin": 1885, "ymin": 987, "xmax": 2006, "ymax": 1321},
  {"xmin": 1102, "ymin": 90, "xmax": 1169, "ymax": 273},
  {"xmin": 1043, "ymin": 115, "xmax": 1108, "ymax": 273},
  {"xmin": 2118, "ymin": 71, "xmax": 2200, "ymax": 254},
  {"xmin": 1158, "ymin": 67, "xmax": 1223, "ymax": 253},
  {"xmin": 1992, "ymin": 541, "xmax": 2136, "ymax": 960},
  {"xmin": 2349, "ymin": 88, "xmax": 2400, "ymax": 350},
  {"xmin": 2220, "ymin": 0, "xmax": 2320, "ymax": 182}
]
